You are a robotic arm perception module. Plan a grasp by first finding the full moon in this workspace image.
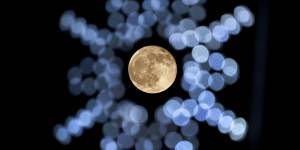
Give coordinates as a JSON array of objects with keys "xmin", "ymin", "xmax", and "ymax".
[{"xmin": 128, "ymin": 45, "xmax": 177, "ymax": 94}]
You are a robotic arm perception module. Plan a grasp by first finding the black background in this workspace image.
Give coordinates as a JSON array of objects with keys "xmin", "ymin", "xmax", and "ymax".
[{"xmin": 24, "ymin": 0, "xmax": 275, "ymax": 149}]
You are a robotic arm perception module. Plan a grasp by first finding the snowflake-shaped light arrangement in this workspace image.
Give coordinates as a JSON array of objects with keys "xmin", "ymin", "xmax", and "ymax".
[{"xmin": 54, "ymin": 0, "xmax": 254, "ymax": 149}]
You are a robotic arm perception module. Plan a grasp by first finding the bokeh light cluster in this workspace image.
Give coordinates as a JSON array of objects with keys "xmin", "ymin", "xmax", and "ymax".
[{"xmin": 55, "ymin": 0, "xmax": 254, "ymax": 149}]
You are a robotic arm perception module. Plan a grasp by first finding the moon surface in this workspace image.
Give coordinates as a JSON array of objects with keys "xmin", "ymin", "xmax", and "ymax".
[{"xmin": 128, "ymin": 45, "xmax": 177, "ymax": 94}]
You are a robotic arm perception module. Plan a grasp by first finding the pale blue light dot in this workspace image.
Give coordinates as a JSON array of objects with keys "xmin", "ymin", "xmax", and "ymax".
[
  {"xmin": 68, "ymin": 81, "xmax": 81, "ymax": 96},
  {"xmin": 138, "ymin": 11, "xmax": 157, "ymax": 27},
  {"xmin": 175, "ymin": 140, "xmax": 193, "ymax": 150},
  {"xmin": 164, "ymin": 132, "xmax": 183, "ymax": 149},
  {"xmin": 208, "ymin": 52, "xmax": 225, "ymax": 71},
  {"xmin": 70, "ymin": 18, "xmax": 86, "ymax": 38},
  {"xmin": 223, "ymin": 58, "xmax": 238, "ymax": 77},
  {"xmin": 192, "ymin": 45, "xmax": 209, "ymax": 63},
  {"xmin": 221, "ymin": 14, "xmax": 241, "ymax": 35},
  {"xmin": 194, "ymin": 26, "xmax": 212, "ymax": 43},
  {"xmin": 171, "ymin": 0, "xmax": 189, "ymax": 15},
  {"xmin": 230, "ymin": 118, "xmax": 247, "ymax": 141},
  {"xmin": 105, "ymin": 0, "xmax": 123, "ymax": 12},
  {"xmin": 179, "ymin": 18, "xmax": 197, "ymax": 32},
  {"xmin": 182, "ymin": 99, "xmax": 198, "ymax": 116},
  {"xmin": 109, "ymin": 83, "xmax": 125, "ymax": 99},
  {"xmin": 79, "ymin": 57, "xmax": 94, "ymax": 75},
  {"xmin": 212, "ymin": 24, "xmax": 229, "ymax": 43},
  {"xmin": 150, "ymin": 0, "xmax": 169, "ymax": 11},
  {"xmin": 183, "ymin": 66, "xmax": 200, "ymax": 85},
  {"xmin": 142, "ymin": 0, "xmax": 152, "ymax": 11},
  {"xmin": 155, "ymin": 106, "xmax": 171, "ymax": 124},
  {"xmin": 67, "ymin": 66, "xmax": 82, "ymax": 85},
  {"xmin": 81, "ymin": 25, "xmax": 98, "ymax": 45},
  {"xmin": 100, "ymin": 137, "xmax": 118, "ymax": 150},
  {"xmin": 81, "ymin": 77, "xmax": 96, "ymax": 96},
  {"xmin": 98, "ymin": 29, "xmax": 113, "ymax": 43},
  {"xmin": 205, "ymin": 37, "xmax": 222, "ymax": 50},
  {"xmin": 208, "ymin": 73, "xmax": 225, "ymax": 91},
  {"xmin": 66, "ymin": 118, "xmax": 82, "ymax": 137},
  {"xmin": 54, "ymin": 125, "xmax": 71, "ymax": 145},
  {"xmin": 127, "ymin": 12, "xmax": 139, "ymax": 25},
  {"xmin": 172, "ymin": 108, "xmax": 191, "ymax": 126},
  {"xmin": 183, "ymin": 60, "xmax": 199, "ymax": 71},
  {"xmin": 223, "ymin": 70, "xmax": 239, "ymax": 85},
  {"xmin": 234, "ymin": 6, "xmax": 254, "ymax": 27},
  {"xmin": 122, "ymin": 121, "xmax": 140, "ymax": 136},
  {"xmin": 169, "ymin": 32, "xmax": 186, "ymax": 50},
  {"xmin": 77, "ymin": 110, "xmax": 93, "ymax": 128},
  {"xmin": 182, "ymin": 30, "xmax": 198, "ymax": 47},
  {"xmin": 218, "ymin": 115, "xmax": 234, "ymax": 134},
  {"xmin": 143, "ymin": 139, "xmax": 154, "ymax": 150},
  {"xmin": 108, "ymin": 12, "xmax": 125, "ymax": 29},
  {"xmin": 189, "ymin": 5, "xmax": 206, "ymax": 21},
  {"xmin": 188, "ymin": 84, "xmax": 204, "ymax": 99},
  {"xmin": 194, "ymin": 104, "xmax": 208, "ymax": 122},
  {"xmin": 182, "ymin": 0, "xmax": 199, "ymax": 6},
  {"xmin": 117, "ymin": 133, "xmax": 134, "ymax": 149},
  {"xmin": 197, "ymin": 90, "xmax": 215, "ymax": 109},
  {"xmin": 129, "ymin": 105, "xmax": 148, "ymax": 123},
  {"xmin": 59, "ymin": 11, "xmax": 75, "ymax": 31},
  {"xmin": 206, "ymin": 106, "xmax": 222, "ymax": 126},
  {"xmin": 102, "ymin": 122, "xmax": 119, "ymax": 138},
  {"xmin": 122, "ymin": 0, "xmax": 140, "ymax": 14},
  {"xmin": 181, "ymin": 78, "xmax": 191, "ymax": 92},
  {"xmin": 180, "ymin": 120, "xmax": 199, "ymax": 137},
  {"xmin": 163, "ymin": 98, "xmax": 182, "ymax": 118},
  {"xmin": 197, "ymin": 70, "xmax": 210, "ymax": 89}
]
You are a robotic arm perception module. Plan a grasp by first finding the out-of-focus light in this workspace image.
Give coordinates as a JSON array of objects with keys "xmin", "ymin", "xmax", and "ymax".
[
  {"xmin": 221, "ymin": 14, "xmax": 241, "ymax": 35},
  {"xmin": 218, "ymin": 110, "xmax": 235, "ymax": 134},
  {"xmin": 182, "ymin": 99, "xmax": 198, "ymax": 116},
  {"xmin": 182, "ymin": 0, "xmax": 199, "ymax": 6},
  {"xmin": 171, "ymin": 0, "xmax": 189, "ymax": 15},
  {"xmin": 194, "ymin": 26, "xmax": 212, "ymax": 43},
  {"xmin": 180, "ymin": 120, "xmax": 199, "ymax": 137},
  {"xmin": 163, "ymin": 97, "xmax": 183, "ymax": 118},
  {"xmin": 121, "ymin": 0, "xmax": 140, "ymax": 15},
  {"xmin": 66, "ymin": 118, "xmax": 83, "ymax": 137},
  {"xmin": 175, "ymin": 140, "xmax": 193, "ymax": 150},
  {"xmin": 142, "ymin": 0, "xmax": 152, "ymax": 11},
  {"xmin": 105, "ymin": 0, "xmax": 123, "ymax": 13},
  {"xmin": 169, "ymin": 32, "xmax": 186, "ymax": 50},
  {"xmin": 129, "ymin": 105, "xmax": 148, "ymax": 123},
  {"xmin": 60, "ymin": 11, "xmax": 76, "ymax": 31},
  {"xmin": 117, "ymin": 133, "xmax": 135, "ymax": 149},
  {"xmin": 229, "ymin": 118, "xmax": 248, "ymax": 141},
  {"xmin": 95, "ymin": 74, "xmax": 108, "ymax": 90},
  {"xmin": 100, "ymin": 137, "xmax": 118, "ymax": 150},
  {"xmin": 172, "ymin": 107, "xmax": 191, "ymax": 126},
  {"xmin": 67, "ymin": 66, "xmax": 82, "ymax": 85},
  {"xmin": 79, "ymin": 57, "xmax": 94, "ymax": 75},
  {"xmin": 205, "ymin": 37, "xmax": 222, "ymax": 50},
  {"xmin": 234, "ymin": 5, "xmax": 254, "ymax": 27},
  {"xmin": 122, "ymin": 121, "xmax": 140, "ymax": 136},
  {"xmin": 197, "ymin": 70, "xmax": 210, "ymax": 89},
  {"xmin": 182, "ymin": 30, "xmax": 198, "ymax": 47},
  {"xmin": 147, "ymin": 122, "xmax": 167, "ymax": 140},
  {"xmin": 223, "ymin": 58, "xmax": 238, "ymax": 77},
  {"xmin": 208, "ymin": 72, "xmax": 225, "ymax": 91},
  {"xmin": 179, "ymin": 18, "xmax": 197, "ymax": 32},
  {"xmin": 194, "ymin": 104, "xmax": 208, "ymax": 122},
  {"xmin": 223, "ymin": 70, "xmax": 239, "ymax": 85},
  {"xmin": 150, "ymin": 0, "xmax": 169, "ymax": 12},
  {"xmin": 108, "ymin": 12, "xmax": 125, "ymax": 29},
  {"xmin": 81, "ymin": 25, "xmax": 98, "ymax": 46},
  {"xmin": 138, "ymin": 11, "xmax": 157, "ymax": 27},
  {"xmin": 54, "ymin": 125, "xmax": 71, "ymax": 145},
  {"xmin": 81, "ymin": 77, "xmax": 96, "ymax": 96},
  {"xmin": 188, "ymin": 85, "xmax": 204, "ymax": 100},
  {"xmin": 126, "ymin": 12, "xmax": 139, "ymax": 26},
  {"xmin": 102, "ymin": 122, "xmax": 119, "ymax": 138},
  {"xmin": 206, "ymin": 103, "xmax": 223, "ymax": 126},
  {"xmin": 70, "ymin": 18, "xmax": 87, "ymax": 38},
  {"xmin": 68, "ymin": 81, "xmax": 81, "ymax": 96},
  {"xmin": 143, "ymin": 138, "xmax": 154, "ymax": 150},
  {"xmin": 208, "ymin": 52, "xmax": 225, "ymax": 71},
  {"xmin": 197, "ymin": 90, "xmax": 215, "ymax": 109},
  {"xmin": 212, "ymin": 24, "xmax": 229, "ymax": 43},
  {"xmin": 155, "ymin": 106, "xmax": 172, "ymax": 124},
  {"xmin": 189, "ymin": 5, "xmax": 206, "ymax": 21},
  {"xmin": 192, "ymin": 45, "xmax": 209, "ymax": 63},
  {"xmin": 77, "ymin": 110, "xmax": 93, "ymax": 128},
  {"xmin": 164, "ymin": 131, "xmax": 183, "ymax": 149}
]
